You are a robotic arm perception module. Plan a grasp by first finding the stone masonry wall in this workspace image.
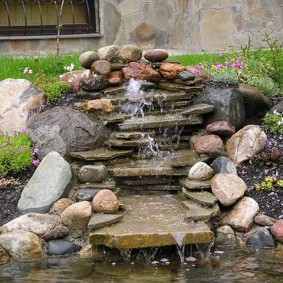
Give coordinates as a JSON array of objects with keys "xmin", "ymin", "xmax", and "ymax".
[{"xmin": 1, "ymin": 0, "xmax": 282, "ymax": 55}]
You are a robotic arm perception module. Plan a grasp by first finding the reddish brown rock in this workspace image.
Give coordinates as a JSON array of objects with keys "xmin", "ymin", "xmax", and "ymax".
[
  {"xmin": 122, "ymin": 62, "xmax": 161, "ymax": 82},
  {"xmin": 91, "ymin": 60, "xmax": 112, "ymax": 77},
  {"xmin": 186, "ymin": 66, "xmax": 211, "ymax": 81},
  {"xmin": 92, "ymin": 189, "xmax": 119, "ymax": 214},
  {"xmin": 75, "ymin": 99, "xmax": 114, "ymax": 113},
  {"xmin": 270, "ymin": 220, "xmax": 283, "ymax": 243},
  {"xmin": 144, "ymin": 49, "xmax": 169, "ymax": 62},
  {"xmin": 60, "ymin": 70, "xmax": 85, "ymax": 92},
  {"xmin": 159, "ymin": 63, "xmax": 186, "ymax": 80},
  {"xmin": 49, "ymin": 198, "xmax": 74, "ymax": 215},
  {"xmin": 194, "ymin": 134, "xmax": 224, "ymax": 155},
  {"xmin": 108, "ymin": 71, "xmax": 124, "ymax": 86},
  {"xmin": 206, "ymin": 121, "xmax": 236, "ymax": 137},
  {"xmin": 226, "ymin": 125, "xmax": 267, "ymax": 166}
]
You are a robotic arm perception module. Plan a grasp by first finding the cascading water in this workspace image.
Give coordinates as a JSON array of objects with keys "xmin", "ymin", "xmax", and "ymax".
[
  {"xmin": 195, "ymin": 243, "xmax": 214, "ymax": 261},
  {"xmin": 173, "ymin": 232, "xmax": 186, "ymax": 264}
]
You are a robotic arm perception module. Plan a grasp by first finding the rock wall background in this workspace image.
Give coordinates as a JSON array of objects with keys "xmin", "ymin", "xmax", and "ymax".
[{"xmin": 1, "ymin": 0, "xmax": 283, "ymax": 55}]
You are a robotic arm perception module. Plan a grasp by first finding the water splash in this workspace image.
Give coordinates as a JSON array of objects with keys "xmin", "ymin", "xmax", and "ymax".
[
  {"xmin": 195, "ymin": 242, "xmax": 214, "ymax": 261},
  {"xmin": 120, "ymin": 249, "xmax": 132, "ymax": 261},
  {"xmin": 173, "ymin": 232, "xmax": 186, "ymax": 264},
  {"xmin": 138, "ymin": 134, "xmax": 160, "ymax": 158},
  {"xmin": 126, "ymin": 78, "xmax": 143, "ymax": 96},
  {"xmin": 139, "ymin": 248, "xmax": 159, "ymax": 264}
]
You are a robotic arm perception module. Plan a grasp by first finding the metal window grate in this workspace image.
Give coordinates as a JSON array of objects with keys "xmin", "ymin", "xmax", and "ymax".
[{"xmin": 0, "ymin": 0, "xmax": 100, "ymax": 37}]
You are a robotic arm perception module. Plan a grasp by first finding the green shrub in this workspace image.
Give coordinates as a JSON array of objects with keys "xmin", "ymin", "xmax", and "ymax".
[
  {"xmin": 0, "ymin": 131, "xmax": 34, "ymax": 178},
  {"xmin": 211, "ymin": 68, "xmax": 239, "ymax": 86},
  {"xmin": 35, "ymin": 79, "xmax": 70, "ymax": 103},
  {"xmin": 255, "ymin": 176, "xmax": 283, "ymax": 191},
  {"xmin": 263, "ymin": 111, "xmax": 283, "ymax": 134}
]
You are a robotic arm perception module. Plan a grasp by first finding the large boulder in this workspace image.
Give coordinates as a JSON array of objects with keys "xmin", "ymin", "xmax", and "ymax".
[
  {"xmin": 17, "ymin": 152, "xmax": 73, "ymax": 214},
  {"xmin": 0, "ymin": 230, "xmax": 44, "ymax": 261},
  {"xmin": 91, "ymin": 60, "xmax": 112, "ymax": 77},
  {"xmin": 28, "ymin": 106, "xmax": 109, "ymax": 158},
  {"xmin": 194, "ymin": 87, "xmax": 246, "ymax": 130},
  {"xmin": 80, "ymin": 75, "xmax": 109, "ymax": 91},
  {"xmin": 0, "ymin": 79, "xmax": 45, "ymax": 135},
  {"xmin": 92, "ymin": 189, "xmax": 119, "ymax": 214},
  {"xmin": 226, "ymin": 125, "xmax": 267, "ymax": 166}
]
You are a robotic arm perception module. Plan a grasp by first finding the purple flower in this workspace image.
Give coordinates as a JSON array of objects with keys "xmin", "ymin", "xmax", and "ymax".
[
  {"xmin": 226, "ymin": 62, "xmax": 235, "ymax": 68},
  {"xmin": 21, "ymin": 128, "xmax": 27, "ymax": 133},
  {"xmin": 215, "ymin": 62, "xmax": 223, "ymax": 69},
  {"xmin": 236, "ymin": 61, "xmax": 243, "ymax": 69},
  {"xmin": 32, "ymin": 147, "xmax": 40, "ymax": 155},
  {"xmin": 218, "ymin": 52, "xmax": 223, "ymax": 58},
  {"xmin": 18, "ymin": 146, "xmax": 25, "ymax": 152},
  {"xmin": 32, "ymin": 159, "xmax": 40, "ymax": 167},
  {"xmin": 195, "ymin": 64, "xmax": 201, "ymax": 70}
]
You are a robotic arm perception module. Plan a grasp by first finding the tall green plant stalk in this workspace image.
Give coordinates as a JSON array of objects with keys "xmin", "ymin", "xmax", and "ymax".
[{"xmin": 56, "ymin": 0, "xmax": 65, "ymax": 58}]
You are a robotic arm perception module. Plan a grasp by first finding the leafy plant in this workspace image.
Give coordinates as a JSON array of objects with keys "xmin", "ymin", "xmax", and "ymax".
[
  {"xmin": 23, "ymin": 59, "xmax": 71, "ymax": 103},
  {"xmin": 263, "ymin": 111, "xmax": 283, "ymax": 134},
  {"xmin": 0, "ymin": 131, "xmax": 40, "ymax": 179},
  {"xmin": 255, "ymin": 176, "xmax": 283, "ymax": 191}
]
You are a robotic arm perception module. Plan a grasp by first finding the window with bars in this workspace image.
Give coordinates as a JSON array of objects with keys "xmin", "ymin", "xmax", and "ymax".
[{"xmin": 0, "ymin": 0, "xmax": 100, "ymax": 37}]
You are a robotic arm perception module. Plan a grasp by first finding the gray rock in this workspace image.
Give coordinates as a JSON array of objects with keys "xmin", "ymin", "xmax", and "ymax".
[
  {"xmin": 79, "ymin": 165, "xmax": 108, "ymax": 183},
  {"xmin": 210, "ymin": 156, "xmax": 237, "ymax": 175},
  {"xmin": 0, "ymin": 213, "xmax": 59, "ymax": 236},
  {"xmin": 17, "ymin": 152, "xmax": 73, "ymax": 214},
  {"xmin": 0, "ymin": 230, "xmax": 44, "ymax": 261},
  {"xmin": 215, "ymin": 225, "xmax": 238, "ymax": 248},
  {"xmin": 80, "ymin": 75, "xmax": 109, "ymax": 91},
  {"xmin": 88, "ymin": 214, "xmax": 123, "ymax": 230},
  {"xmin": 178, "ymin": 71, "xmax": 195, "ymax": 81},
  {"xmin": 195, "ymin": 86, "xmax": 246, "ymax": 130},
  {"xmin": 178, "ymin": 177, "xmax": 211, "ymax": 190},
  {"xmin": 79, "ymin": 51, "xmax": 99, "ymax": 69},
  {"xmin": 182, "ymin": 188, "xmax": 217, "ymax": 206},
  {"xmin": 0, "ymin": 79, "xmax": 45, "ymax": 135},
  {"xmin": 270, "ymin": 101, "xmax": 283, "ymax": 114},
  {"xmin": 75, "ymin": 189, "xmax": 101, "ymax": 201},
  {"xmin": 28, "ymin": 106, "xmax": 109, "ymax": 158},
  {"xmin": 97, "ymin": 45, "xmax": 120, "ymax": 63},
  {"xmin": 222, "ymin": 197, "xmax": 259, "ymax": 232},
  {"xmin": 0, "ymin": 246, "xmax": 10, "ymax": 265},
  {"xmin": 246, "ymin": 227, "xmax": 275, "ymax": 249},
  {"xmin": 46, "ymin": 239, "xmax": 81, "ymax": 255},
  {"xmin": 211, "ymin": 173, "xmax": 247, "ymax": 206}
]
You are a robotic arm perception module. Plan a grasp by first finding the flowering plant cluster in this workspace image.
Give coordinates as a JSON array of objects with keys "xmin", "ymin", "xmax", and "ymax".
[
  {"xmin": 263, "ymin": 111, "xmax": 283, "ymax": 134},
  {"xmin": 0, "ymin": 130, "xmax": 40, "ymax": 179},
  {"xmin": 23, "ymin": 65, "xmax": 70, "ymax": 103}
]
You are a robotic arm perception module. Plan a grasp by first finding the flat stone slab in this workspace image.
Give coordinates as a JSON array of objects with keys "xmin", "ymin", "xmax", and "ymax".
[
  {"xmin": 76, "ymin": 180, "xmax": 116, "ymax": 191},
  {"xmin": 69, "ymin": 148, "xmax": 133, "ymax": 161},
  {"xmin": 88, "ymin": 214, "xmax": 123, "ymax": 230},
  {"xmin": 182, "ymin": 200, "xmax": 220, "ymax": 222},
  {"xmin": 108, "ymin": 159, "xmax": 190, "ymax": 177},
  {"xmin": 106, "ymin": 90, "xmax": 197, "ymax": 105},
  {"xmin": 178, "ymin": 177, "xmax": 211, "ymax": 190},
  {"xmin": 111, "ymin": 131, "xmax": 155, "ymax": 140},
  {"xmin": 168, "ymin": 150, "xmax": 210, "ymax": 167},
  {"xmin": 89, "ymin": 195, "xmax": 214, "ymax": 249},
  {"xmin": 120, "ymin": 185, "xmax": 182, "ymax": 191},
  {"xmin": 118, "ymin": 114, "xmax": 203, "ymax": 131},
  {"xmin": 182, "ymin": 188, "xmax": 217, "ymax": 206},
  {"xmin": 157, "ymin": 82, "xmax": 205, "ymax": 92},
  {"xmin": 106, "ymin": 138, "xmax": 151, "ymax": 147},
  {"xmin": 182, "ymin": 103, "xmax": 214, "ymax": 116}
]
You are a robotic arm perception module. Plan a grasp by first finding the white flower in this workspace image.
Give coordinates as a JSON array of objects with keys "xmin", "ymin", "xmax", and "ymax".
[
  {"xmin": 64, "ymin": 63, "xmax": 75, "ymax": 72},
  {"xmin": 23, "ymin": 67, "xmax": 33, "ymax": 74},
  {"xmin": 83, "ymin": 69, "xmax": 90, "ymax": 77},
  {"xmin": 273, "ymin": 110, "xmax": 280, "ymax": 116},
  {"xmin": 278, "ymin": 121, "xmax": 282, "ymax": 125}
]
